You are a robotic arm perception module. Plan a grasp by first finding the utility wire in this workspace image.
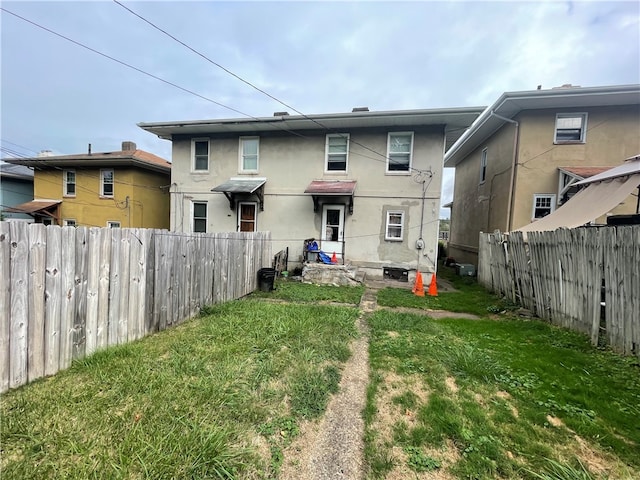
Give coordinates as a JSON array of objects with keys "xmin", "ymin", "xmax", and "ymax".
[
  {"xmin": 111, "ymin": 0, "xmax": 438, "ymax": 173},
  {"xmin": 1, "ymin": 7, "xmax": 403, "ymax": 169}
]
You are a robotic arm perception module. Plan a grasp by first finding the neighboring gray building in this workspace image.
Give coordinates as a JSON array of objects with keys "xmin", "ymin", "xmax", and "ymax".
[
  {"xmin": 0, "ymin": 162, "xmax": 34, "ymax": 222},
  {"xmin": 139, "ymin": 107, "xmax": 483, "ymax": 279}
]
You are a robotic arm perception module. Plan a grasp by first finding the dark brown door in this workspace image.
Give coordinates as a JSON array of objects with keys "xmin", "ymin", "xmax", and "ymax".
[{"xmin": 239, "ymin": 203, "xmax": 256, "ymax": 232}]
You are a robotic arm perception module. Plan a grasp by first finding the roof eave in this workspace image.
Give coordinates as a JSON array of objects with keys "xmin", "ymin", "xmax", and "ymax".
[{"xmin": 444, "ymin": 84, "xmax": 640, "ymax": 167}]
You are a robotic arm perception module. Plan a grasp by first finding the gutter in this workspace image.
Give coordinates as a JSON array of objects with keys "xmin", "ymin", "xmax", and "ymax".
[{"xmin": 489, "ymin": 111, "xmax": 520, "ymax": 232}]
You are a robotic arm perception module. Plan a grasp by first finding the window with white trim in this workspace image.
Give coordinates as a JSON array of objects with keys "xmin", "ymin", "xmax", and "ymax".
[
  {"xmin": 192, "ymin": 138, "xmax": 209, "ymax": 171},
  {"xmin": 325, "ymin": 134, "xmax": 349, "ymax": 172},
  {"xmin": 193, "ymin": 201, "xmax": 207, "ymax": 233},
  {"xmin": 239, "ymin": 137, "xmax": 259, "ymax": 172},
  {"xmin": 479, "ymin": 148, "xmax": 487, "ymax": 183},
  {"xmin": 101, "ymin": 169, "xmax": 114, "ymax": 197},
  {"xmin": 63, "ymin": 219, "xmax": 76, "ymax": 227},
  {"xmin": 532, "ymin": 194, "xmax": 556, "ymax": 219},
  {"xmin": 554, "ymin": 113, "xmax": 587, "ymax": 143},
  {"xmin": 385, "ymin": 211, "xmax": 405, "ymax": 241},
  {"xmin": 387, "ymin": 132, "xmax": 413, "ymax": 173},
  {"xmin": 63, "ymin": 170, "xmax": 76, "ymax": 196},
  {"xmin": 107, "ymin": 221, "xmax": 121, "ymax": 228}
]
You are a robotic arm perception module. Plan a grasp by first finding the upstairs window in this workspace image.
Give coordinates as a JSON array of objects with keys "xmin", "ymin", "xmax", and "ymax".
[
  {"xmin": 192, "ymin": 138, "xmax": 209, "ymax": 171},
  {"xmin": 64, "ymin": 170, "xmax": 76, "ymax": 196},
  {"xmin": 325, "ymin": 134, "xmax": 349, "ymax": 172},
  {"xmin": 387, "ymin": 132, "xmax": 413, "ymax": 173},
  {"xmin": 107, "ymin": 221, "xmax": 121, "ymax": 228},
  {"xmin": 555, "ymin": 113, "xmax": 587, "ymax": 143},
  {"xmin": 385, "ymin": 211, "xmax": 405, "ymax": 241},
  {"xmin": 63, "ymin": 219, "xmax": 76, "ymax": 227},
  {"xmin": 101, "ymin": 169, "xmax": 114, "ymax": 197},
  {"xmin": 239, "ymin": 137, "xmax": 259, "ymax": 172},
  {"xmin": 479, "ymin": 148, "xmax": 488, "ymax": 183},
  {"xmin": 532, "ymin": 194, "xmax": 556, "ymax": 219},
  {"xmin": 193, "ymin": 201, "xmax": 207, "ymax": 233}
]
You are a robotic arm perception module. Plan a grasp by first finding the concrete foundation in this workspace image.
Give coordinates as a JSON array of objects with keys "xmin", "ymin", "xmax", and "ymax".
[{"xmin": 302, "ymin": 262, "xmax": 362, "ymax": 286}]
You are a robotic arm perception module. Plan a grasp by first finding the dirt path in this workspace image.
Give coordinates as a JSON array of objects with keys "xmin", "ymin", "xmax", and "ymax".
[
  {"xmin": 278, "ymin": 284, "xmax": 474, "ymax": 479},
  {"xmin": 278, "ymin": 288, "xmax": 376, "ymax": 479}
]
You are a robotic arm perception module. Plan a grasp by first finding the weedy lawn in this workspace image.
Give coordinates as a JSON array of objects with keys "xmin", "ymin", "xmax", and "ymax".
[
  {"xmin": 366, "ymin": 268, "xmax": 640, "ymax": 479},
  {"xmin": 0, "ymin": 298, "xmax": 359, "ymax": 479}
]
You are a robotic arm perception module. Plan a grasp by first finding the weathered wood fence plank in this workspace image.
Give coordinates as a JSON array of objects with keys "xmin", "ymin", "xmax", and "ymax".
[
  {"xmin": 0, "ymin": 222, "xmax": 11, "ymax": 391},
  {"xmin": 0, "ymin": 224, "xmax": 271, "ymax": 393},
  {"xmin": 9, "ymin": 222, "xmax": 29, "ymax": 389},
  {"xmin": 44, "ymin": 226, "xmax": 62, "ymax": 376},
  {"xmin": 479, "ymin": 226, "xmax": 638, "ymax": 357}
]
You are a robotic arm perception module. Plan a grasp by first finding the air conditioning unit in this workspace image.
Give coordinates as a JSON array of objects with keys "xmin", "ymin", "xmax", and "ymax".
[{"xmin": 456, "ymin": 263, "xmax": 476, "ymax": 277}]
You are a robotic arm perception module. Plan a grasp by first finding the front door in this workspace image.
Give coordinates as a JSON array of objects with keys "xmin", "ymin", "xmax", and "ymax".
[
  {"xmin": 321, "ymin": 204, "xmax": 344, "ymax": 259},
  {"xmin": 238, "ymin": 202, "xmax": 257, "ymax": 232}
]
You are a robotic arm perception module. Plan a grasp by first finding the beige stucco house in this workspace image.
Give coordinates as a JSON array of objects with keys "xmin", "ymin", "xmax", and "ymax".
[
  {"xmin": 139, "ymin": 107, "xmax": 483, "ymax": 278},
  {"xmin": 444, "ymin": 84, "xmax": 640, "ymax": 265}
]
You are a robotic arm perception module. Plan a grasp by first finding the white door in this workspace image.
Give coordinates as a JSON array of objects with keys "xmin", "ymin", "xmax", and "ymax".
[{"xmin": 321, "ymin": 204, "xmax": 344, "ymax": 259}]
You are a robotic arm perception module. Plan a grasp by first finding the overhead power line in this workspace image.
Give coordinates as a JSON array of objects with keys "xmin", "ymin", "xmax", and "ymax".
[
  {"xmin": 111, "ymin": 0, "xmax": 429, "ymax": 170},
  {"xmin": 2, "ymin": 6, "xmax": 445, "ymax": 174}
]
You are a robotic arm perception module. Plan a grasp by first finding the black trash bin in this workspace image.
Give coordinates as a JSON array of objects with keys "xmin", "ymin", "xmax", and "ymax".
[{"xmin": 257, "ymin": 268, "xmax": 276, "ymax": 292}]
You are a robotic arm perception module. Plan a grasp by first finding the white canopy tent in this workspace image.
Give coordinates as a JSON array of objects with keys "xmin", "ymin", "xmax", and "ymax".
[{"xmin": 515, "ymin": 155, "xmax": 640, "ymax": 233}]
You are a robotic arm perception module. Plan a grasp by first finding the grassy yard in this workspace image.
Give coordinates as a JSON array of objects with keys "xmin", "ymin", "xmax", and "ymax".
[
  {"xmin": 3, "ymin": 271, "xmax": 639, "ymax": 480},
  {"xmin": 365, "ymin": 269, "xmax": 640, "ymax": 479},
  {"xmin": 1, "ymin": 298, "xmax": 359, "ymax": 479}
]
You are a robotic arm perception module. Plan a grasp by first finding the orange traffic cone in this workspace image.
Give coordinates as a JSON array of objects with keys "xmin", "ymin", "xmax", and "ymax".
[
  {"xmin": 412, "ymin": 271, "xmax": 425, "ymax": 297},
  {"xmin": 331, "ymin": 252, "xmax": 338, "ymax": 264},
  {"xmin": 428, "ymin": 273, "xmax": 438, "ymax": 297}
]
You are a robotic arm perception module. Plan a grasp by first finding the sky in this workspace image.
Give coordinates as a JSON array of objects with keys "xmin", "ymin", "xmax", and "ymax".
[{"xmin": 1, "ymin": 0, "xmax": 639, "ymax": 218}]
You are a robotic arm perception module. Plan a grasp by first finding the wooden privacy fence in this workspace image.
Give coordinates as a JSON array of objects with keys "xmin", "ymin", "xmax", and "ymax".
[
  {"xmin": 0, "ymin": 222, "xmax": 272, "ymax": 393},
  {"xmin": 478, "ymin": 226, "xmax": 640, "ymax": 357}
]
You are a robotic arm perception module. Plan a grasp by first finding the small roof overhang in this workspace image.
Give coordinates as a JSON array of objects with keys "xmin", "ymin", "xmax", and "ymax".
[
  {"xmin": 304, "ymin": 180, "xmax": 357, "ymax": 214},
  {"xmin": 211, "ymin": 177, "xmax": 266, "ymax": 210},
  {"xmin": 4, "ymin": 199, "xmax": 61, "ymax": 217}
]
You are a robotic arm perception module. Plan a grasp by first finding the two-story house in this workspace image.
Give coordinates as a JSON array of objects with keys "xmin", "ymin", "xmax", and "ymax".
[
  {"xmin": 0, "ymin": 163, "xmax": 34, "ymax": 222},
  {"xmin": 4, "ymin": 142, "xmax": 171, "ymax": 228},
  {"xmin": 139, "ymin": 107, "xmax": 483, "ymax": 278},
  {"xmin": 444, "ymin": 84, "xmax": 640, "ymax": 265}
]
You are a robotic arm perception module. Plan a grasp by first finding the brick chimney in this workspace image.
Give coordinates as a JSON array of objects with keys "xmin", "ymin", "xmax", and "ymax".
[{"xmin": 122, "ymin": 141, "xmax": 137, "ymax": 151}]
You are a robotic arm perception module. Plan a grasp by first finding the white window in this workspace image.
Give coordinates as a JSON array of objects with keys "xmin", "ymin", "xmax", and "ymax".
[
  {"xmin": 385, "ymin": 211, "xmax": 405, "ymax": 241},
  {"xmin": 238, "ymin": 202, "xmax": 257, "ymax": 232},
  {"xmin": 192, "ymin": 138, "xmax": 209, "ymax": 171},
  {"xmin": 325, "ymin": 134, "xmax": 349, "ymax": 172},
  {"xmin": 239, "ymin": 137, "xmax": 259, "ymax": 172},
  {"xmin": 555, "ymin": 113, "xmax": 587, "ymax": 143},
  {"xmin": 192, "ymin": 201, "xmax": 207, "ymax": 233},
  {"xmin": 479, "ymin": 148, "xmax": 487, "ymax": 183},
  {"xmin": 387, "ymin": 132, "xmax": 413, "ymax": 173},
  {"xmin": 42, "ymin": 218, "xmax": 54, "ymax": 226},
  {"xmin": 532, "ymin": 194, "xmax": 556, "ymax": 219},
  {"xmin": 107, "ymin": 221, "xmax": 121, "ymax": 228},
  {"xmin": 63, "ymin": 170, "xmax": 76, "ymax": 196},
  {"xmin": 63, "ymin": 219, "xmax": 76, "ymax": 227},
  {"xmin": 101, "ymin": 169, "xmax": 114, "ymax": 197}
]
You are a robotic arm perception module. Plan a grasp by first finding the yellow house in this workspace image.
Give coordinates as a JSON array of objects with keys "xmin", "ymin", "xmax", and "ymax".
[
  {"xmin": 444, "ymin": 84, "xmax": 640, "ymax": 265},
  {"xmin": 5, "ymin": 141, "xmax": 171, "ymax": 228}
]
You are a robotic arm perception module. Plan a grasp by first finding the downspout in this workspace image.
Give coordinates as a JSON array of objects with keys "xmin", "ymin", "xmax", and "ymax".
[{"xmin": 489, "ymin": 111, "xmax": 520, "ymax": 232}]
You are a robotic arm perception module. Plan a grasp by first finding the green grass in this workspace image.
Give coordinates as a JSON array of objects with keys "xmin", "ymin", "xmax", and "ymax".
[
  {"xmin": 1, "ymin": 299, "xmax": 358, "ymax": 479},
  {"xmin": 365, "ymin": 272, "xmax": 640, "ymax": 479},
  {"xmin": 376, "ymin": 266, "xmax": 516, "ymax": 316},
  {"xmin": 250, "ymin": 278, "xmax": 364, "ymax": 304}
]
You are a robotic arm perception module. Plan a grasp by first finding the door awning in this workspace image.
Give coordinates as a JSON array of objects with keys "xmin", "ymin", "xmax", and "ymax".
[
  {"xmin": 515, "ymin": 174, "xmax": 640, "ymax": 233},
  {"xmin": 4, "ymin": 199, "xmax": 61, "ymax": 216},
  {"xmin": 211, "ymin": 177, "xmax": 266, "ymax": 210},
  {"xmin": 304, "ymin": 180, "xmax": 357, "ymax": 214}
]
